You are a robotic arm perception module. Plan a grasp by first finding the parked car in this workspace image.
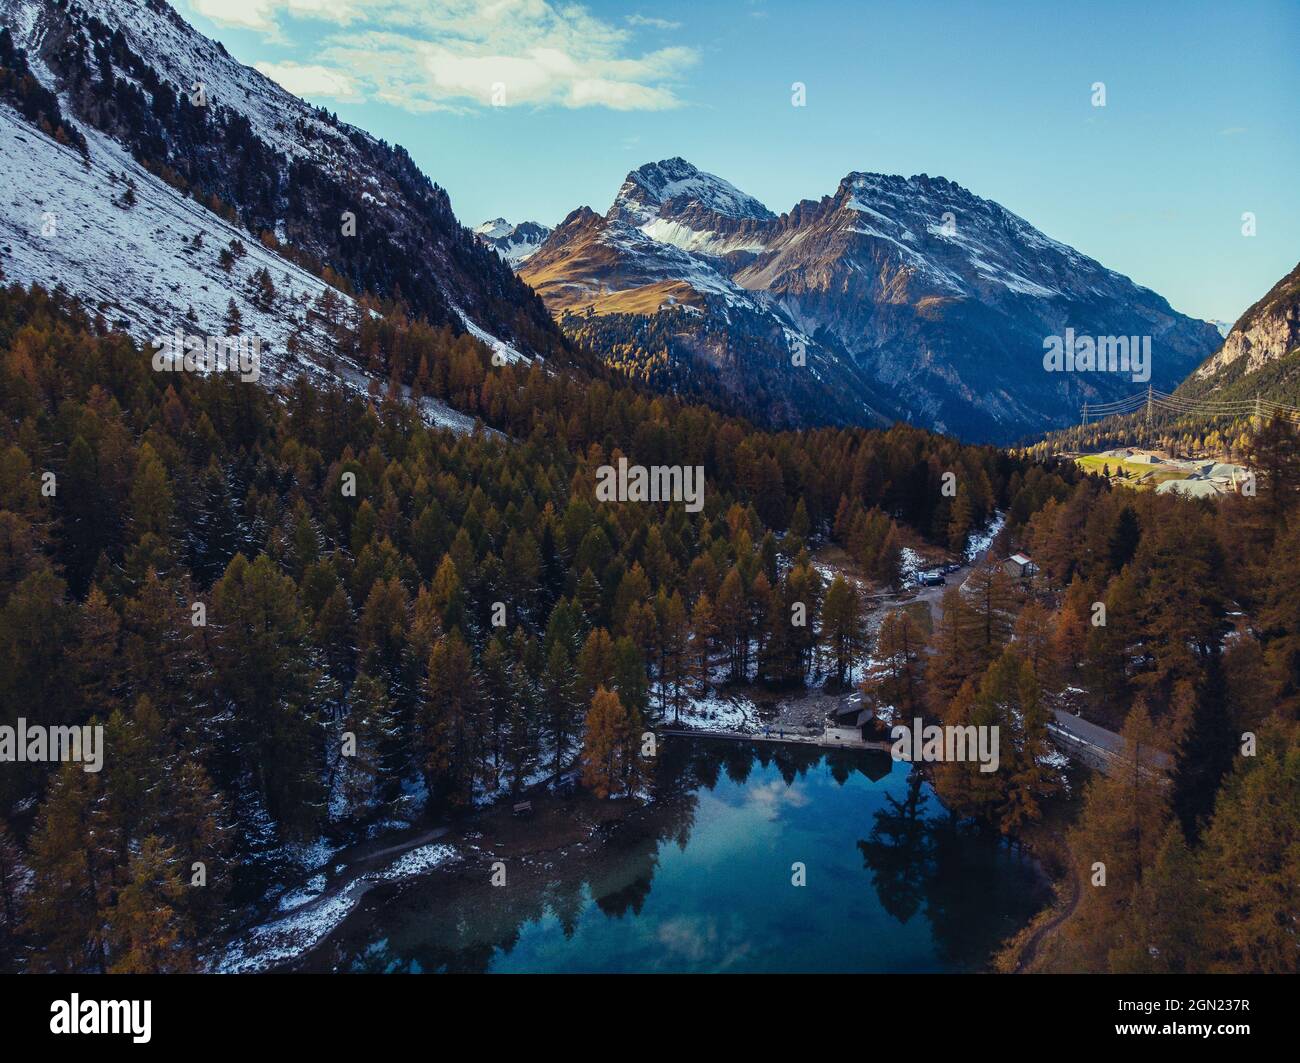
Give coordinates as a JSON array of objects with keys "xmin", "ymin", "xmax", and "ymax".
[{"xmin": 919, "ymin": 570, "xmax": 947, "ymax": 586}]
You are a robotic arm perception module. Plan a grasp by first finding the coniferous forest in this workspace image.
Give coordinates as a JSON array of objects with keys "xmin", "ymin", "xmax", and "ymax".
[{"xmin": 0, "ymin": 281, "xmax": 1296, "ymax": 975}]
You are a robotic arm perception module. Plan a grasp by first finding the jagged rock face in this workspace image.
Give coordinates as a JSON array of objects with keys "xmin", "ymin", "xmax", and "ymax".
[
  {"xmin": 0, "ymin": 0, "xmax": 567, "ymax": 361},
  {"xmin": 1187, "ymin": 261, "xmax": 1300, "ymax": 386},
  {"xmin": 519, "ymin": 159, "xmax": 1222, "ymax": 442},
  {"xmin": 474, "ymin": 218, "xmax": 552, "ymax": 267}
]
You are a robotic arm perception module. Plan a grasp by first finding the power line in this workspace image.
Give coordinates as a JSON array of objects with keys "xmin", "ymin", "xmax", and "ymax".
[{"xmin": 1080, "ymin": 388, "xmax": 1300, "ymax": 428}]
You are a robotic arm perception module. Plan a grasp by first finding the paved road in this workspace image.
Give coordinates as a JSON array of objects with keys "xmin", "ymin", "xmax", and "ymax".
[
  {"xmin": 892, "ymin": 546, "xmax": 986, "ymax": 634},
  {"xmin": 1049, "ymin": 709, "xmax": 1172, "ymax": 771},
  {"xmin": 1051, "ymin": 709, "xmax": 1122, "ymax": 753},
  {"xmin": 911, "ymin": 563, "xmax": 970, "ymax": 625}
]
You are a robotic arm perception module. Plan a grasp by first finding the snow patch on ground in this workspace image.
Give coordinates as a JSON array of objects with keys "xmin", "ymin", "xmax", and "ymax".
[
  {"xmin": 899, "ymin": 547, "xmax": 925, "ymax": 588},
  {"xmin": 216, "ymin": 843, "xmax": 457, "ymax": 972},
  {"xmin": 964, "ymin": 510, "xmax": 1005, "ymax": 563},
  {"xmin": 454, "ymin": 306, "xmax": 530, "ymax": 365},
  {"xmin": 374, "ymin": 842, "xmax": 457, "ymax": 881},
  {"xmin": 663, "ymin": 689, "xmax": 760, "ymax": 733},
  {"xmin": 282, "ymin": 837, "xmax": 337, "ymax": 872},
  {"xmin": 277, "ymin": 874, "xmax": 326, "ymax": 912}
]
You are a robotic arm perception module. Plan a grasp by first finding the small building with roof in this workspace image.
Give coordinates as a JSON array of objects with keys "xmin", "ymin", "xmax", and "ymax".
[{"xmin": 1003, "ymin": 552, "xmax": 1038, "ymax": 579}]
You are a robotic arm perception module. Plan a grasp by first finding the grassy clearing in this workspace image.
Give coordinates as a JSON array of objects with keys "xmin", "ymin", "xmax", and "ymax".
[{"xmin": 1075, "ymin": 454, "xmax": 1191, "ymax": 486}]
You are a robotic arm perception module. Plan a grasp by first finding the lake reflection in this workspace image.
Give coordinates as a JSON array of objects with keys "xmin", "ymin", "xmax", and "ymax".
[{"xmin": 308, "ymin": 739, "xmax": 1050, "ymax": 973}]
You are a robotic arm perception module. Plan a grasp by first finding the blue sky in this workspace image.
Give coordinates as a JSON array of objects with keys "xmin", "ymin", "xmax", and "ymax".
[{"xmin": 178, "ymin": 0, "xmax": 1298, "ymax": 323}]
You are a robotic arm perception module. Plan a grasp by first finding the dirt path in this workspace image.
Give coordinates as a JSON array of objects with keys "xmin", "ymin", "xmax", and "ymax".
[
  {"xmin": 351, "ymin": 826, "xmax": 450, "ymax": 866},
  {"xmin": 1012, "ymin": 848, "xmax": 1080, "ymax": 972}
]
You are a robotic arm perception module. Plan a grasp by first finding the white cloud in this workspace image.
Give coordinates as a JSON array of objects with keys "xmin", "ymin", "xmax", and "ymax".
[
  {"xmin": 627, "ymin": 14, "xmax": 682, "ymax": 30},
  {"xmin": 254, "ymin": 61, "xmax": 360, "ymax": 101},
  {"xmin": 192, "ymin": 0, "xmax": 359, "ymax": 32},
  {"xmin": 229, "ymin": 0, "xmax": 696, "ymax": 111},
  {"xmin": 192, "ymin": 0, "xmax": 275, "ymax": 30}
]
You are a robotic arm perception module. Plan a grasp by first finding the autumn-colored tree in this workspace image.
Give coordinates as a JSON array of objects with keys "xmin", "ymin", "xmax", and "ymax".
[
  {"xmin": 1260, "ymin": 519, "xmax": 1300, "ymax": 720},
  {"xmin": 612, "ymin": 635, "xmax": 649, "ymax": 715},
  {"xmin": 819, "ymin": 575, "xmax": 863, "ymax": 689},
  {"xmin": 0, "ymin": 567, "xmax": 75, "ymax": 806},
  {"xmin": 864, "ymin": 609, "xmax": 926, "ymax": 718},
  {"xmin": 24, "ymin": 764, "xmax": 107, "ymax": 972},
  {"xmin": 102, "ymin": 836, "xmax": 195, "ymax": 973},
  {"xmin": 659, "ymin": 590, "xmax": 690, "ymax": 720},
  {"xmin": 714, "ymin": 566, "xmax": 748, "ymax": 680},
  {"xmin": 503, "ymin": 656, "xmax": 538, "ymax": 794},
  {"xmin": 1197, "ymin": 730, "xmax": 1300, "ymax": 973},
  {"xmin": 1108, "ymin": 822, "xmax": 1206, "ymax": 973},
  {"xmin": 542, "ymin": 640, "xmax": 582, "ymax": 774},
  {"xmin": 926, "ymin": 585, "xmax": 980, "ymax": 715},
  {"xmin": 580, "ymin": 686, "xmax": 645, "ymax": 799},
  {"xmin": 336, "ymin": 671, "xmax": 399, "ymax": 819},
  {"xmin": 420, "ymin": 630, "xmax": 480, "ymax": 805},
  {"xmin": 211, "ymin": 553, "xmax": 325, "ymax": 838},
  {"xmin": 689, "ymin": 593, "xmax": 717, "ymax": 696},
  {"xmin": 986, "ymin": 650, "xmax": 1057, "ymax": 835},
  {"xmin": 429, "ymin": 554, "xmax": 465, "ymax": 633},
  {"xmin": 1243, "ymin": 412, "xmax": 1300, "ymax": 526},
  {"xmin": 1064, "ymin": 703, "xmax": 1171, "ymax": 970},
  {"xmin": 577, "ymin": 626, "xmax": 617, "ymax": 706},
  {"xmin": 1012, "ymin": 599, "xmax": 1055, "ymax": 686},
  {"xmin": 965, "ymin": 554, "xmax": 1017, "ymax": 662},
  {"xmin": 0, "ymin": 819, "xmax": 23, "ymax": 957},
  {"xmin": 70, "ymin": 583, "xmax": 124, "ymax": 720}
]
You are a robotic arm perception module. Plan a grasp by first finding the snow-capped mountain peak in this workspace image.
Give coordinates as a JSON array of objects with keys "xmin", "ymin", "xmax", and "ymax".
[
  {"xmin": 473, "ymin": 218, "xmax": 552, "ymax": 267},
  {"xmin": 520, "ymin": 157, "xmax": 1222, "ymax": 441},
  {"xmin": 609, "ymin": 157, "xmax": 774, "ymax": 225}
]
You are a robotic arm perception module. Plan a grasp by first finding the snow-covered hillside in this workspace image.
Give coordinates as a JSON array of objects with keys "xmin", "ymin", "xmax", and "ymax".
[
  {"xmin": 1, "ymin": 0, "xmax": 568, "ymax": 373},
  {"xmin": 0, "ymin": 0, "xmax": 557, "ymax": 432},
  {"xmin": 0, "ymin": 105, "xmax": 486, "ymax": 432},
  {"xmin": 6, "ymin": 0, "xmax": 344, "ymax": 164},
  {"xmin": 1, "ymin": 104, "xmax": 342, "ymax": 378}
]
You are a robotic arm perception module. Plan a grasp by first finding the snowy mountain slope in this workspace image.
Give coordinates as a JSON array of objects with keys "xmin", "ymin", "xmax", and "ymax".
[
  {"xmin": 1, "ymin": 102, "xmax": 336, "ymax": 364},
  {"xmin": 518, "ymin": 159, "xmax": 1222, "ymax": 442},
  {"xmin": 0, "ymin": 103, "xmax": 477, "ymax": 433},
  {"xmin": 7, "ymin": 0, "xmax": 333, "ymax": 161},
  {"xmin": 0, "ymin": 0, "xmax": 572, "ymax": 366},
  {"xmin": 473, "ymin": 219, "xmax": 552, "ymax": 267}
]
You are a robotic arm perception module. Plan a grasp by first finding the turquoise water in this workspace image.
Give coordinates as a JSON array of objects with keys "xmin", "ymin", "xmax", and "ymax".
[{"xmin": 311, "ymin": 742, "xmax": 1050, "ymax": 973}]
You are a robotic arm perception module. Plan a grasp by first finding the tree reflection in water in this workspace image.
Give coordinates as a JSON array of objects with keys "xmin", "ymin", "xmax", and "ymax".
[{"xmin": 305, "ymin": 738, "xmax": 1047, "ymax": 973}]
